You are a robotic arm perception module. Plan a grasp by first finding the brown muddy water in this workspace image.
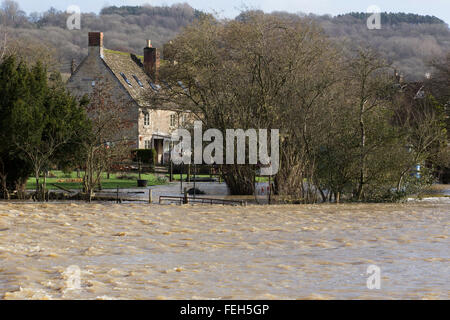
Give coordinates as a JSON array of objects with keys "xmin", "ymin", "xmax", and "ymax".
[{"xmin": 0, "ymin": 201, "xmax": 448, "ymax": 300}]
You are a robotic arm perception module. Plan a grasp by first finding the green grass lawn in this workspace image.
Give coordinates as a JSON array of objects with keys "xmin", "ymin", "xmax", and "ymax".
[
  {"xmin": 26, "ymin": 171, "xmax": 168, "ymax": 191},
  {"xmin": 27, "ymin": 171, "xmax": 271, "ymax": 191},
  {"xmin": 166, "ymin": 174, "xmax": 269, "ymax": 182}
]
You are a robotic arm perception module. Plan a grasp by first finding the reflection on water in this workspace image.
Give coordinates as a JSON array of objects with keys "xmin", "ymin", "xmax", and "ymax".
[{"xmin": 0, "ymin": 200, "xmax": 448, "ymax": 300}]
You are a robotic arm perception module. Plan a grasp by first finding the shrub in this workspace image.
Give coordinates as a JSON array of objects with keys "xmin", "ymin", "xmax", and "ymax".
[
  {"xmin": 156, "ymin": 176, "xmax": 168, "ymax": 184},
  {"xmin": 132, "ymin": 149, "xmax": 157, "ymax": 166},
  {"xmin": 117, "ymin": 174, "xmax": 135, "ymax": 180}
]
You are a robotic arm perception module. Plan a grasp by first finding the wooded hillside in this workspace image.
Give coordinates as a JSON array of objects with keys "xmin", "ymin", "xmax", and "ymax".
[{"xmin": 0, "ymin": 1, "xmax": 449, "ymax": 79}]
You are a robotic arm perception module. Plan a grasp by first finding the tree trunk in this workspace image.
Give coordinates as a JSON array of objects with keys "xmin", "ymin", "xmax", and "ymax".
[
  {"xmin": 357, "ymin": 102, "xmax": 366, "ymax": 201},
  {"xmin": 35, "ymin": 170, "xmax": 41, "ymax": 201},
  {"xmin": 43, "ymin": 171, "xmax": 47, "ymax": 202},
  {"xmin": 221, "ymin": 165, "xmax": 255, "ymax": 195},
  {"xmin": 0, "ymin": 173, "xmax": 9, "ymax": 200},
  {"xmin": 397, "ymin": 172, "xmax": 406, "ymax": 191}
]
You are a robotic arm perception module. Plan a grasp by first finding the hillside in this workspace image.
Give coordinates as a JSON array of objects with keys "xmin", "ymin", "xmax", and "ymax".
[
  {"xmin": 321, "ymin": 12, "xmax": 450, "ymax": 79},
  {"xmin": 1, "ymin": 2, "xmax": 449, "ymax": 79}
]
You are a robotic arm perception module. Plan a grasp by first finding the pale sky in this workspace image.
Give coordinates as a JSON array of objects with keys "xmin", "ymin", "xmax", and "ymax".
[{"xmin": 13, "ymin": 0, "xmax": 450, "ymax": 25}]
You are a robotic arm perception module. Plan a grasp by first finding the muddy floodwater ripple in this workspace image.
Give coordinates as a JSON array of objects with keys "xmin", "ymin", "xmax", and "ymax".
[{"xmin": 0, "ymin": 201, "xmax": 448, "ymax": 299}]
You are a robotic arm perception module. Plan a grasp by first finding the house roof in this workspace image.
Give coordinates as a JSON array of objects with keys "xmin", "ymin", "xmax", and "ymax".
[
  {"xmin": 102, "ymin": 49, "xmax": 154, "ymax": 108},
  {"xmin": 101, "ymin": 49, "xmax": 182, "ymax": 111}
]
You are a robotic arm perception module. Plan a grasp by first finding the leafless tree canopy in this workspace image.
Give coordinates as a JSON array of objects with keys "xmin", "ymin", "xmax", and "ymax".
[{"xmin": 150, "ymin": 12, "xmax": 448, "ymax": 202}]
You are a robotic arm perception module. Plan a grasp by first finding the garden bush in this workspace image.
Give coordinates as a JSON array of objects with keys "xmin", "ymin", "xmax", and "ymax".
[{"xmin": 132, "ymin": 149, "xmax": 157, "ymax": 166}]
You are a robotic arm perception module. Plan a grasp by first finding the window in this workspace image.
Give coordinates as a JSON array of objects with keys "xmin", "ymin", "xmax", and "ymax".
[
  {"xmin": 162, "ymin": 80, "xmax": 172, "ymax": 90},
  {"xmin": 133, "ymin": 75, "xmax": 144, "ymax": 88},
  {"xmin": 170, "ymin": 114, "xmax": 176, "ymax": 127},
  {"xmin": 120, "ymin": 72, "xmax": 132, "ymax": 86},
  {"xmin": 144, "ymin": 112, "xmax": 150, "ymax": 126},
  {"xmin": 181, "ymin": 114, "xmax": 188, "ymax": 126},
  {"xmin": 91, "ymin": 81, "xmax": 96, "ymax": 87},
  {"xmin": 144, "ymin": 140, "xmax": 151, "ymax": 149},
  {"xmin": 178, "ymin": 81, "xmax": 187, "ymax": 92},
  {"xmin": 149, "ymin": 82, "xmax": 161, "ymax": 92}
]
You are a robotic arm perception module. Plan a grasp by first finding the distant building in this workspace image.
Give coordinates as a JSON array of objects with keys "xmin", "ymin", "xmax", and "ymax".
[{"xmin": 67, "ymin": 32, "xmax": 181, "ymax": 164}]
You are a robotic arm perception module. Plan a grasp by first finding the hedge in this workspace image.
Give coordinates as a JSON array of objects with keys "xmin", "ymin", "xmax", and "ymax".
[{"xmin": 132, "ymin": 149, "xmax": 157, "ymax": 165}]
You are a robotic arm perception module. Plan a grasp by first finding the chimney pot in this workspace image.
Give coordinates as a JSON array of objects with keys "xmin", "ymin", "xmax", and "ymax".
[{"xmin": 146, "ymin": 40, "xmax": 152, "ymax": 48}]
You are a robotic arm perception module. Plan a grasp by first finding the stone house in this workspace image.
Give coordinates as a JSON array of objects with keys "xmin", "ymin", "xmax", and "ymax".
[{"xmin": 67, "ymin": 32, "xmax": 181, "ymax": 164}]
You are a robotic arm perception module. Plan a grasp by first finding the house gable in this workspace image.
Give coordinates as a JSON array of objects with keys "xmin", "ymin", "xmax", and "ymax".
[{"xmin": 66, "ymin": 32, "xmax": 180, "ymax": 154}]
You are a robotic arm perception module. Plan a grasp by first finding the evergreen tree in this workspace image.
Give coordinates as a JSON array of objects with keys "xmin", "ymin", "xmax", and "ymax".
[{"xmin": 0, "ymin": 54, "xmax": 90, "ymax": 200}]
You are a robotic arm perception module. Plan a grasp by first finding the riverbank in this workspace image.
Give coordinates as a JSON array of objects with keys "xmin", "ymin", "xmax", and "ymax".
[
  {"xmin": 8, "ymin": 181, "xmax": 450, "ymax": 205},
  {"xmin": 0, "ymin": 201, "xmax": 448, "ymax": 300}
]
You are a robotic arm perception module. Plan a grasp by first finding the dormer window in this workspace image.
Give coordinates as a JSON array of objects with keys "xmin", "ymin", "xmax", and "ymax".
[
  {"xmin": 120, "ymin": 72, "xmax": 132, "ymax": 87},
  {"xmin": 178, "ymin": 81, "xmax": 188, "ymax": 92},
  {"xmin": 162, "ymin": 80, "xmax": 172, "ymax": 90},
  {"xmin": 149, "ymin": 82, "xmax": 161, "ymax": 92},
  {"xmin": 133, "ymin": 75, "xmax": 144, "ymax": 88}
]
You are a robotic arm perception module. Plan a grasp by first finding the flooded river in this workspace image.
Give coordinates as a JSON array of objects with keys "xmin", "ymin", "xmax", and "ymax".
[{"xmin": 0, "ymin": 200, "xmax": 448, "ymax": 300}]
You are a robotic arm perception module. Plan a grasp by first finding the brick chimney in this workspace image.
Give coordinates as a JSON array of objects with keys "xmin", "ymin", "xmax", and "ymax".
[
  {"xmin": 144, "ymin": 40, "xmax": 160, "ymax": 82},
  {"xmin": 88, "ymin": 32, "xmax": 104, "ymax": 57}
]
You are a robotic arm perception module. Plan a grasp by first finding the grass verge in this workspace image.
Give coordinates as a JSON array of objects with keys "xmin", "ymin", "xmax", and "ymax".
[{"xmin": 26, "ymin": 171, "xmax": 167, "ymax": 191}]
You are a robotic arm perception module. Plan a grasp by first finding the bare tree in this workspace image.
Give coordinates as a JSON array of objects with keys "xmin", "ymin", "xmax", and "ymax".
[
  {"xmin": 0, "ymin": 0, "xmax": 19, "ymax": 26},
  {"xmin": 81, "ymin": 80, "xmax": 134, "ymax": 202},
  {"xmin": 151, "ymin": 13, "xmax": 338, "ymax": 196},
  {"xmin": 393, "ymin": 85, "xmax": 448, "ymax": 190},
  {"xmin": 345, "ymin": 48, "xmax": 394, "ymax": 200},
  {"xmin": 0, "ymin": 25, "xmax": 7, "ymax": 61},
  {"xmin": 15, "ymin": 133, "xmax": 72, "ymax": 200}
]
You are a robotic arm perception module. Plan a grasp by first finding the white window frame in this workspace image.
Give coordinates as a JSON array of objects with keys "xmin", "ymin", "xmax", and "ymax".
[
  {"xmin": 144, "ymin": 112, "xmax": 150, "ymax": 127},
  {"xmin": 181, "ymin": 114, "xmax": 188, "ymax": 126},
  {"xmin": 144, "ymin": 140, "xmax": 152, "ymax": 150},
  {"xmin": 170, "ymin": 114, "xmax": 176, "ymax": 127}
]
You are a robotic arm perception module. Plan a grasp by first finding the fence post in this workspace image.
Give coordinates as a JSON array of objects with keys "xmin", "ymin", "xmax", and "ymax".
[
  {"xmin": 268, "ymin": 174, "xmax": 272, "ymax": 205},
  {"xmin": 148, "ymin": 189, "xmax": 153, "ymax": 204},
  {"xmin": 183, "ymin": 187, "xmax": 188, "ymax": 204}
]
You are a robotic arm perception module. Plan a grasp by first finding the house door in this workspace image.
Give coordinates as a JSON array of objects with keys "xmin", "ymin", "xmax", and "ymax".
[{"xmin": 154, "ymin": 139, "xmax": 164, "ymax": 165}]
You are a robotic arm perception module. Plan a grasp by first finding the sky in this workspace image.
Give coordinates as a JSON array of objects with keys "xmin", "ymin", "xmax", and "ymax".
[{"xmin": 13, "ymin": 0, "xmax": 450, "ymax": 25}]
